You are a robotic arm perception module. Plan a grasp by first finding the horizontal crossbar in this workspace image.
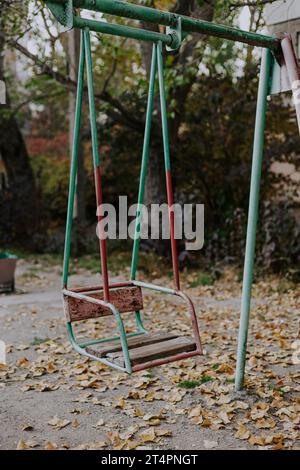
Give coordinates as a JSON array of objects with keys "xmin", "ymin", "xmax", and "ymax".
[
  {"xmin": 73, "ymin": 16, "xmax": 173, "ymax": 46},
  {"xmin": 50, "ymin": 0, "xmax": 280, "ymax": 50}
]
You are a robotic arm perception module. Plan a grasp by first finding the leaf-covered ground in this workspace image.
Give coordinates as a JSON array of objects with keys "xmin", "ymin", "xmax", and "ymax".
[{"xmin": 0, "ymin": 257, "xmax": 299, "ymax": 450}]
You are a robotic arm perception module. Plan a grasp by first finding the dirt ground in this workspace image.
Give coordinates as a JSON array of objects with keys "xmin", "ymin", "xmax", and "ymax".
[{"xmin": 0, "ymin": 257, "xmax": 299, "ymax": 450}]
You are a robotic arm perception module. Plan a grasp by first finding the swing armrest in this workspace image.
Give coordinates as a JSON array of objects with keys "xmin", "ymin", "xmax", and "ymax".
[
  {"xmin": 131, "ymin": 280, "xmax": 202, "ymax": 354},
  {"xmin": 132, "ymin": 280, "xmax": 176, "ymax": 295}
]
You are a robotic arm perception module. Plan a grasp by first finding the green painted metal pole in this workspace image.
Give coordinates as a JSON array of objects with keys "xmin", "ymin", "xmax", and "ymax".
[
  {"xmin": 235, "ymin": 48, "xmax": 273, "ymax": 391},
  {"xmin": 67, "ymin": 322, "xmax": 131, "ymax": 373},
  {"xmin": 157, "ymin": 42, "xmax": 171, "ymax": 173},
  {"xmin": 74, "ymin": 16, "xmax": 172, "ymax": 46},
  {"xmin": 62, "ymin": 30, "xmax": 85, "ymax": 288},
  {"xmin": 68, "ymin": 0, "xmax": 278, "ymax": 50},
  {"xmin": 84, "ymin": 29, "xmax": 100, "ymax": 168},
  {"xmin": 131, "ymin": 44, "xmax": 157, "ymax": 280}
]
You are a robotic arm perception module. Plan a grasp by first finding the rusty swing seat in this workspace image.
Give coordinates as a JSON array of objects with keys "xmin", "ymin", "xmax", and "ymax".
[
  {"xmin": 63, "ymin": 281, "xmax": 201, "ymax": 373},
  {"xmin": 50, "ymin": 3, "xmax": 203, "ymax": 374}
]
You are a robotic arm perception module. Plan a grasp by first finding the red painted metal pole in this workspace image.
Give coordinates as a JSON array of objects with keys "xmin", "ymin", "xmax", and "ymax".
[
  {"xmin": 176, "ymin": 290, "xmax": 202, "ymax": 354},
  {"xmin": 84, "ymin": 29, "xmax": 110, "ymax": 302},
  {"xmin": 166, "ymin": 171, "xmax": 180, "ymax": 291},
  {"xmin": 157, "ymin": 41, "xmax": 180, "ymax": 291},
  {"xmin": 132, "ymin": 350, "xmax": 200, "ymax": 372},
  {"xmin": 94, "ymin": 166, "xmax": 110, "ymax": 301}
]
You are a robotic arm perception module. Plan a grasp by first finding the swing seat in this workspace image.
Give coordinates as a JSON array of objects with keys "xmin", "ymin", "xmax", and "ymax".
[
  {"xmin": 86, "ymin": 332, "xmax": 197, "ymax": 370},
  {"xmin": 63, "ymin": 282, "xmax": 201, "ymax": 373}
]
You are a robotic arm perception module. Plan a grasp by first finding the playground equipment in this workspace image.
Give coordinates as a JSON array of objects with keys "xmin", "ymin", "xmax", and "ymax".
[{"xmin": 45, "ymin": 0, "xmax": 300, "ymax": 389}]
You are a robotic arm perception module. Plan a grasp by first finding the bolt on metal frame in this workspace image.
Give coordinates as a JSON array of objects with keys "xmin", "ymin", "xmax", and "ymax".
[{"xmin": 45, "ymin": 0, "xmax": 299, "ymax": 387}]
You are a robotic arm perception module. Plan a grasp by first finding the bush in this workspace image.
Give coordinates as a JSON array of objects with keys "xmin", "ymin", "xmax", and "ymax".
[{"xmin": 205, "ymin": 201, "xmax": 300, "ymax": 273}]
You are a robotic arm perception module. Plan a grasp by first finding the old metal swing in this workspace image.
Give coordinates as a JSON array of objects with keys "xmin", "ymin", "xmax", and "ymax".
[
  {"xmin": 46, "ymin": 0, "xmax": 300, "ymax": 385},
  {"xmin": 52, "ymin": 10, "xmax": 202, "ymax": 374}
]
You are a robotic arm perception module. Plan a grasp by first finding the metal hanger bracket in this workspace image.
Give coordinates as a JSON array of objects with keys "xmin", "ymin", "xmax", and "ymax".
[
  {"xmin": 166, "ymin": 17, "xmax": 182, "ymax": 52},
  {"xmin": 46, "ymin": 0, "xmax": 74, "ymax": 32}
]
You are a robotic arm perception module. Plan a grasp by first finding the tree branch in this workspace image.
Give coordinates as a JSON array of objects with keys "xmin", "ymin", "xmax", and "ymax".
[
  {"xmin": 1, "ymin": 32, "xmax": 144, "ymax": 132},
  {"xmin": 230, "ymin": 0, "xmax": 278, "ymax": 9},
  {"xmin": 10, "ymin": 90, "xmax": 65, "ymax": 116}
]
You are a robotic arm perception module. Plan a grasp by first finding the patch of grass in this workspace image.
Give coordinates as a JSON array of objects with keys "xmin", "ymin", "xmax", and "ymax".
[
  {"xmin": 178, "ymin": 380, "xmax": 201, "ymax": 389},
  {"xmin": 69, "ymin": 251, "xmax": 138, "ymax": 275},
  {"xmin": 269, "ymin": 383, "xmax": 285, "ymax": 397},
  {"xmin": 178, "ymin": 375, "xmax": 214, "ymax": 389},
  {"xmin": 70, "ymin": 256, "xmax": 101, "ymax": 274},
  {"xmin": 226, "ymin": 377, "xmax": 235, "ymax": 384},
  {"xmin": 211, "ymin": 363, "xmax": 220, "ymax": 370},
  {"xmin": 189, "ymin": 272, "xmax": 214, "ymax": 288},
  {"xmin": 200, "ymin": 375, "xmax": 214, "ymax": 384},
  {"xmin": 30, "ymin": 336, "xmax": 49, "ymax": 346},
  {"xmin": 144, "ymin": 369, "xmax": 155, "ymax": 379}
]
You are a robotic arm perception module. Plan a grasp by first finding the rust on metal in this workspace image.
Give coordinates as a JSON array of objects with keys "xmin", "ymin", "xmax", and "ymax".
[
  {"xmin": 176, "ymin": 290, "xmax": 203, "ymax": 354},
  {"xmin": 94, "ymin": 166, "xmax": 110, "ymax": 301},
  {"xmin": 166, "ymin": 170, "xmax": 180, "ymax": 291},
  {"xmin": 64, "ymin": 286, "xmax": 143, "ymax": 321},
  {"xmin": 132, "ymin": 349, "xmax": 201, "ymax": 372}
]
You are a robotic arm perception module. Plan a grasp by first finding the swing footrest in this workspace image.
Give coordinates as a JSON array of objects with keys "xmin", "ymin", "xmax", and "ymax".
[{"xmin": 86, "ymin": 332, "xmax": 197, "ymax": 369}]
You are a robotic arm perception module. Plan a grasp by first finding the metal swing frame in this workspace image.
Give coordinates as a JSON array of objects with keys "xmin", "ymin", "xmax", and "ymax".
[{"xmin": 45, "ymin": 0, "xmax": 300, "ymax": 388}]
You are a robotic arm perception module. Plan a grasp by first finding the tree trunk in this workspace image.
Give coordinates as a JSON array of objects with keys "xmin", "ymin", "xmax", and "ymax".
[{"xmin": 0, "ymin": 38, "xmax": 38, "ymax": 247}]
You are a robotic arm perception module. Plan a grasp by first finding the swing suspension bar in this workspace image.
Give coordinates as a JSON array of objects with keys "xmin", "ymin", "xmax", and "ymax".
[
  {"xmin": 61, "ymin": 25, "xmax": 202, "ymax": 374},
  {"xmin": 63, "ymin": 31, "xmax": 181, "ymax": 293},
  {"xmin": 131, "ymin": 42, "xmax": 180, "ymax": 290},
  {"xmin": 48, "ymin": 0, "xmax": 280, "ymax": 51}
]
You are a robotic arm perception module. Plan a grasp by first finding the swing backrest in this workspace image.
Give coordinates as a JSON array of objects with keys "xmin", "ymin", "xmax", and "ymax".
[{"xmin": 64, "ymin": 286, "xmax": 143, "ymax": 322}]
